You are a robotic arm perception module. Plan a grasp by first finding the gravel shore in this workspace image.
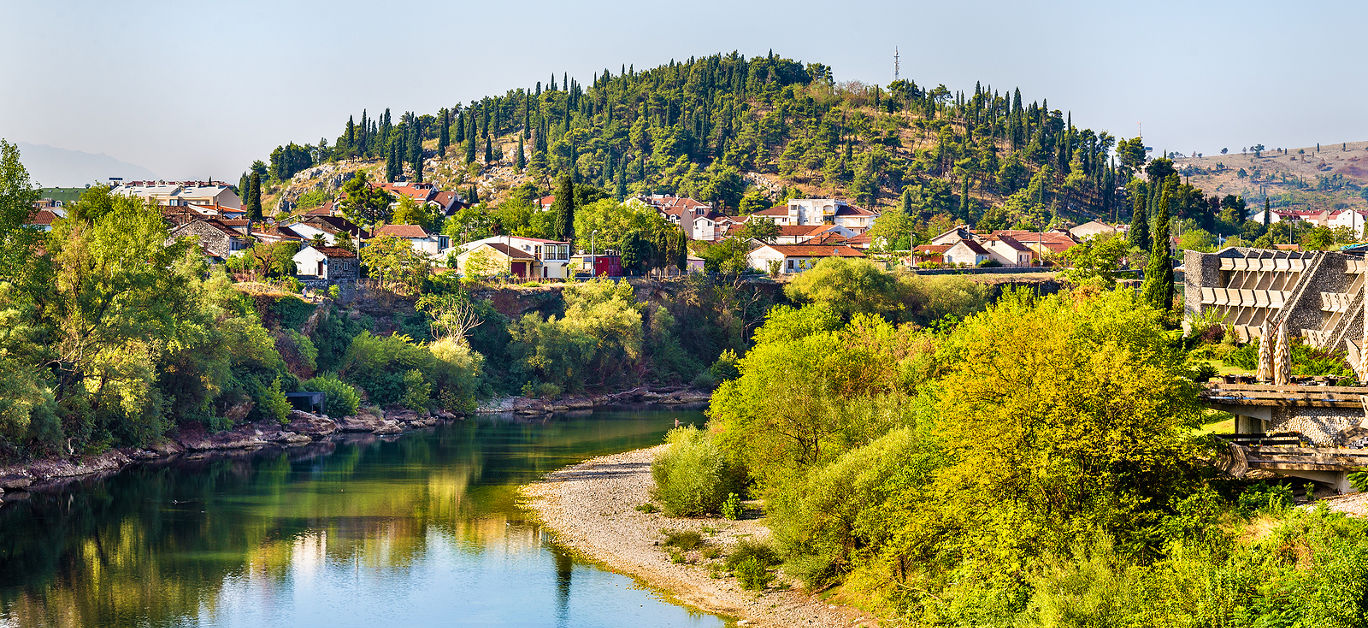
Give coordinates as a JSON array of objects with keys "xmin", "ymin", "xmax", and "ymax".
[{"xmin": 521, "ymin": 446, "xmax": 875, "ymax": 627}]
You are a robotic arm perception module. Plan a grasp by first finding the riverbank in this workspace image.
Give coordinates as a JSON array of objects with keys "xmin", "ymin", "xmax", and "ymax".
[
  {"xmin": 521, "ymin": 447, "xmax": 875, "ymax": 628},
  {"xmin": 0, "ymin": 386, "xmax": 711, "ymax": 502}
]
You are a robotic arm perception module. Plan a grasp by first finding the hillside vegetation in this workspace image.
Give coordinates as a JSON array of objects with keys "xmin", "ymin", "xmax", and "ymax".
[
  {"xmin": 1176, "ymin": 140, "xmax": 1368, "ymax": 213},
  {"xmin": 255, "ymin": 52, "xmax": 1140, "ymax": 238}
]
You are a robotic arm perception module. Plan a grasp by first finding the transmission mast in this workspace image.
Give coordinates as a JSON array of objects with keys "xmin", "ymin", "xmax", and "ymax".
[{"xmin": 893, "ymin": 46, "xmax": 900, "ymax": 81}]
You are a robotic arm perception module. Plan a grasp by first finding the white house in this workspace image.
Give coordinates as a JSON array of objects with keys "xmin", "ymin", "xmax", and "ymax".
[
  {"xmin": 980, "ymin": 234, "xmax": 1034, "ymax": 267},
  {"xmin": 458, "ymin": 235, "xmax": 572, "ymax": 279},
  {"xmin": 749, "ymin": 198, "xmax": 879, "ymax": 232},
  {"xmin": 113, "ymin": 181, "xmax": 242, "ymax": 209},
  {"xmin": 929, "ymin": 226, "xmax": 976, "ymax": 246},
  {"xmin": 293, "ymin": 246, "xmax": 359, "ymax": 284},
  {"xmin": 373, "ymin": 224, "xmax": 451, "ymax": 259},
  {"xmin": 746, "ymin": 243, "xmax": 866, "ymax": 275},
  {"xmin": 942, "ymin": 239, "xmax": 993, "ymax": 266},
  {"xmin": 1068, "ymin": 220, "xmax": 1122, "ymax": 240},
  {"xmin": 1326, "ymin": 210, "xmax": 1368, "ymax": 233}
]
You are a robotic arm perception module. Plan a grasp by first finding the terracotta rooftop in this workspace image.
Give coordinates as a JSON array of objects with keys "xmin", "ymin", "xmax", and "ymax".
[
  {"xmin": 481, "ymin": 242, "xmax": 536, "ymax": 259},
  {"xmin": 764, "ymin": 244, "xmax": 866, "ymax": 258},
  {"xmin": 311, "ymin": 246, "xmax": 356, "ymax": 258},
  {"xmin": 374, "ymin": 224, "xmax": 430, "ymax": 239}
]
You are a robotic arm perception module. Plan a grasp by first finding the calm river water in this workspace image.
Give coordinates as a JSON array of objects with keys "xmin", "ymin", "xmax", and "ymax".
[{"xmin": 0, "ymin": 410, "xmax": 726, "ymax": 627}]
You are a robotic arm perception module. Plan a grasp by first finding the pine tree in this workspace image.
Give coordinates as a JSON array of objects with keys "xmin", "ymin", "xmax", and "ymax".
[
  {"xmin": 247, "ymin": 171, "xmax": 263, "ymax": 221},
  {"xmin": 1142, "ymin": 188, "xmax": 1174, "ymax": 311},
  {"xmin": 551, "ymin": 175, "xmax": 576, "ymax": 241}
]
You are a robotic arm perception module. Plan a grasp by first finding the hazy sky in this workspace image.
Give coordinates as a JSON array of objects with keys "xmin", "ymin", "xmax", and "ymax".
[{"xmin": 2, "ymin": 0, "xmax": 1363, "ymax": 185}]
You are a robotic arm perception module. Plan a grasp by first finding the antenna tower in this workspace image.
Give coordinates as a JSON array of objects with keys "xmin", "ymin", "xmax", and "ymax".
[{"xmin": 893, "ymin": 47, "xmax": 900, "ymax": 81}]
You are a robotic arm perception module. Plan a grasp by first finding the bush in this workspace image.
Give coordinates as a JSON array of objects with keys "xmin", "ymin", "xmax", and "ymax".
[
  {"xmin": 259, "ymin": 379, "xmax": 292, "ymax": 425},
  {"xmin": 300, "ymin": 374, "xmax": 360, "ymax": 417},
  {"xmin": 662, "ymin": 529, "xmax": 703, "ymax": 550},
  {"xmin": 1237, "ymin": 482, "xmax": 1294, "ymax": 516},
  {"xmin": 733, "ymin": 556, "xmax": 773, "ymax": 590},
  {"xmin": 1349, "ymin": 470, "xmax": 1368, "ymax": 493},
  {"xmin": 399, "ymin": 369, "xmax": 432, "ymax": 411},
  {"xmin": 721, "ymin": 492, "xmax": 742, "ymax": 520},
  {"xmin": 651, "ymin": 426, "xmax": 746, "ymax": 517},
  {"xmin": 426, "ymin": 337, "xmax": 483, "ymax": 414},
  {"xmin": 726, "ymin": 540, "xmax": 779, "ymax": 591}
]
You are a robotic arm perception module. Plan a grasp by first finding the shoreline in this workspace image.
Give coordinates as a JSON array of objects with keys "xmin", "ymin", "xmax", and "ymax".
[
  {"xmin": 0, "ymin": 387, "xmax": 711, "ymax": 502},
  {"xmin": 520, "ymin": 446, "xmax": 874, "ymax": 628}
]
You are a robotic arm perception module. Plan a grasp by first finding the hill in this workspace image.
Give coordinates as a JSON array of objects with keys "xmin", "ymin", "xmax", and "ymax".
[
  {"xmin": 1174, "ymin": 140, "xmax": 1368, "ymax": 213},
  {"xmin": 16, "ymin": 141, "xmax": 158, "ymax": 188},
  {"xmin": 250, "ymin": 52, "xmax": 1140, "ymax": 243}
]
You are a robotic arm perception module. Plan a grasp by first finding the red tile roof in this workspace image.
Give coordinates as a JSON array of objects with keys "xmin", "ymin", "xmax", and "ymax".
[
  {"xmin": 311, "ymin": 246, "xmax": 356, "ymax": 258},
  {"xmin": 27, "ymin": 209, "xmax": 59, "ymax": 226},
  {"xmin": 764, "ymin": 244, "xmax": 865, "ymax": 258},
  {"xmin": 953, "ymin": 240, "xmax": 992, "ymax": 256},
  {"xmin": 914, "ymin": 244, "xmax": 952, "ymax": 254},
  {"xmin": 983, "ymin": 234, "xmax": 1031, "ymax": 252},
  {"xmin": 752, "ymin": 206, "xmax": 790, "ymax": 217},
  {"xmin": 481, "ymin": 242, "xmax": 536, "ymax": 259},
  {"xmin": 375, "ymin": 224, "xmax": 430, "ymax": 239}
]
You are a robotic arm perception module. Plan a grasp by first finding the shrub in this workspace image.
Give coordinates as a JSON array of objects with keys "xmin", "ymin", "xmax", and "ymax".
[
  {"xmin": 1350, "ymin": 470, "xmax": 1368, "ymax": 493},
  {"xmin": 726, "ymin": 540, "xmax": 779, "ymax": 591},
  {"xmin": 1237, "ymin": 482, "xmax": 1294, "ymax": 516},
  {"xmin": 399, "ymin": 369, "xmax": 432, "ymax": 411},
  {"xmin": 651, "ymin": 426, "xmax": 746, "ymax": 517},
  {"xmin": 635, "ymin": 503, "xmax": 659, "ymax": 514},
  {"xmin": 721, "ymin": 492, "xmax": 742, "ymax": 520},
  {"xmin": 733, "ymin": 556, "xmax": 773, "ymax": 590},
  {"xmin": 259, "ymin": 379, "xmax": 293, "ymax": 425},
  {"xmin": 662, "ymin": 529, "xmax": 703, "ymax": 550},
  {"xmin": 426, "ymin": 337, "xmax": 483, "ymax": 414},
  {"xmin": 300, "ymin": 374, "xmax": 360, "ymax": 417}
]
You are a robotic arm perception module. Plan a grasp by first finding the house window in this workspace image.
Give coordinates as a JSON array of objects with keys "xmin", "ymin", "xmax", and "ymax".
[
  {"xmin": 317, "ymin": 260, "xmax": 325, "ymax": 276},
  {"xmin": 787, "ymin": 259, "xmax": 795, "ymax": 271}
]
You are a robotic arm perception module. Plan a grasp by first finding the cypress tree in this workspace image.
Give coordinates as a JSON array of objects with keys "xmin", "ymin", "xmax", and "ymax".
[
  {"xmin": 247, "ymin": 171, "xmax": 263, "ymax": 221},
  {"xmin": 1129, "ymin": 186, "xmax": 1150, "ymax": 251},
  {"xmin": 551, "ymin": 175, "xmax": 575, "ymax": 241},
  {"xmin": 409, "ymin": 118, "xmax": 423, "ymax": 174},
  {"xmin": 1142, "ymin": 188, "xmax": 1174, "ymax": 311},
  {"xmin": 615, "ymin": 168, "xmax": 627, "ymax": 200},
  {"xmin": 959, "ymin": 179, "xmax": 971, "ymax": 220},
  {"xmin": 344, "ymin": 116, "xmax": 355, "ymax": 157},
  {"xmin": 438, "ymin": 108, "xmax": 449, "ymax": 157},
  {"xmin": 516, "ymin": 135, "xmax": 526, "ymax": 170},
  {"xmin": 1263, "ymin": 197, "xmax": 1271, "ymax": 228},
  {"xmin": 465, "ymin": 130, "xmax": 476, "ymax": 164},
  {"xmin": 467, "ymin": 184, "xmax": 479, "ymax": 204},
  {"xmin": 484, "ymin": 133, "xmax": 492, "ymax": 163}
]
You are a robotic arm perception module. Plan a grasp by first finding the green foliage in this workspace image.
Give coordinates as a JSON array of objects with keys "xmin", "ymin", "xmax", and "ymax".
[
  {"xmin": 725, "ymin": 540, "xmax": 779, "ymax": 590},
  {"xmin": 784, "ymin": 257, "xmax": 905, "ymax": 320},
  {"xmin": 720, "ymin": 492, "xmax": 742, "ymax": 520},
  {"xmin": 1062, "ymin": 233, "xmax": 1131, "ymax": 289},
  {"xmin": 259, "ymin": 379, "xmax": 293, "ymax": 425},
  {"xmin": 360, "ymin": 234, "xmax": 430, "ymax": 295},
  {"xmin": 509, "ymin": 278, "xmax": 642, "ymax": 392},
  {"xmin": 1236, "ymin": 482, "xmax": 1294, "ymax": 516},
  {"xmin": 650, "ymin": 426, "xmax": 745, "ymax": 517},
  {"xmin": 338, "ymin": 171, "xmax": 394, "ymax": 226},
  {"xmin": 399, "ymin": 369, "xmax": 432, "ymax": 411},
  {"xmin": 300, "ymin": 373, "xmax": 360, "ymax": 418},
  {"xmin": 662, "ymin": 529, "xmax": 704, "ymax": 551}
]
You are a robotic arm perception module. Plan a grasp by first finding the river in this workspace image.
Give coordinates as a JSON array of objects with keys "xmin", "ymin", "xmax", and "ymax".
[{"xmin": 0, "ymin": 410, "xmax": 726, "ymax": 627}]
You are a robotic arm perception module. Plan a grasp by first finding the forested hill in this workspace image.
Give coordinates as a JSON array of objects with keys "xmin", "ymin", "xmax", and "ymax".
[{"xmin": 257, "ymin": 52, "xmax": 1146, "ymax": 233}]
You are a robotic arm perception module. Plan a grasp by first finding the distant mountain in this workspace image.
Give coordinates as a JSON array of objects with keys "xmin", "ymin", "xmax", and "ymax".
[{"xmin": 14, "ymin": 142, "xmax": 159, "ymax": 187}]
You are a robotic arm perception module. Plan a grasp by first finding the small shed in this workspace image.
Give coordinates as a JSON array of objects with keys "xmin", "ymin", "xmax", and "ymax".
[{"xmin": 293, "ymin": 246, "xmax": 359, "ymax": 282}]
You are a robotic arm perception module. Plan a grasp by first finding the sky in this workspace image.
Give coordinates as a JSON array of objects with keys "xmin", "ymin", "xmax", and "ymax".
[{"xmin": 2, "ymin": 0, "xmax": 1363, "ymax": 186}]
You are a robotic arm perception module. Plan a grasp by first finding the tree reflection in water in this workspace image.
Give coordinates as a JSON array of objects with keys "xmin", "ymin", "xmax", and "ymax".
[{"xmin": 0, "ymin": 411, "xmax": 722, "ymax": 628}]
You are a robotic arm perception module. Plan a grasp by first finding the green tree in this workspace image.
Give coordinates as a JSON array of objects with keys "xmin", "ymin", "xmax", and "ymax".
[
  {"xmin": 360, "ymin": 234, "xmax": 430, "ymax": 295},
  {"xmin": 784, "ymin": 258, "xmax": 905, "ymax": 321},
  {"xmin": 338, "ymin": 172, "xmax": 394, "ymax": 227},
  {"xmin": 247, "ymin": 171, "xmax": 263, "ymax": 220},
  {"xmin": 739, "ymin": 217, "xmax": 779, "ymax": 243},
  {"xmin": 1141, "ymin": 187, "xmax": 1174, "ymax": 311},
  {"xmin": 551, "ymin": 175, "xmax": 576, "ymax": 242}
]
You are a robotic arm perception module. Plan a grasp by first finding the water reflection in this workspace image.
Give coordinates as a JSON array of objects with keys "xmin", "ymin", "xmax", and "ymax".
[{"xmin": 0, "ymin": 411, "xmax": 723, "ymax": 627}]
